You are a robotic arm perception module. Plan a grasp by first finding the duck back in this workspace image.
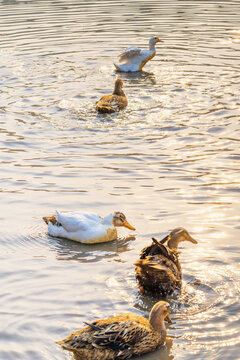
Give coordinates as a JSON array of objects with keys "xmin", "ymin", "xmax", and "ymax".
[
  {"xmin": 57, "ymin": 313, "xmax": 163, "ymax": 360},
  {"xmin": 135, "ymin": 238, "xmax": 182, "ymax": 297}
]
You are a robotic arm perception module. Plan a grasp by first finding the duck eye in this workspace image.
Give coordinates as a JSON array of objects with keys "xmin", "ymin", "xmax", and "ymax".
[
  {"xmin": 115, "ymin": 213, "xmax": 125, "ymax": 222},
  {"xmin": 119, "ymin": 214, "xmax": 125, "ymax": 222}
]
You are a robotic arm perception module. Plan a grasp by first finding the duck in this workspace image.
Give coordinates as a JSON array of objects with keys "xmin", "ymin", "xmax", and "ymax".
[
  {"xmin": 43, "ymin": 211, "xmax": 135, "ymax": 244},
  {"xmin": 135, "ymin": 228, "xmax": 198, "ymax": 297},
  {"xmin": 96, "ymin": 78, "xmax": 127, "ymax": 113},
  {"xmin": 56, "ymin": 300, "xmax": 171, "ymax": 360},
  {"xmin": 114, "ymin": 36, "xmax": 163, "ymax": 72}
]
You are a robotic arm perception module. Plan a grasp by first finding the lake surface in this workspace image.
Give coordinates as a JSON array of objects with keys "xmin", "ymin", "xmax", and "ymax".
[{"xmin": 0, "ymin": 0, "xmax": 240, "ymax": 359}]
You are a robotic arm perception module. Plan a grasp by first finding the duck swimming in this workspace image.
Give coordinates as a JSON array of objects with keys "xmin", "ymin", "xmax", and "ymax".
[
  {"xmin": 57, "ymin": 301, "xmax": 171, "ymax": 360},
  {"xmin": 135, "ymin": 228, "xmax": 197, "ymax": 297},
  {"xmin": 96, "ymin": 78, "xmax": 127, "ymax": 113},
  {"xmin": 114, "ymin": 36, "xmax": 163, "ymax": 72},
  {"xmin": 43, "ymin": 211, "xmax": 135, "ymax": 244}
]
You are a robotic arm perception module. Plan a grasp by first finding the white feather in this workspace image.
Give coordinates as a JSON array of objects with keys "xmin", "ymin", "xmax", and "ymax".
[
  {"xmin": 46, "ymin": 211, "xmax": 117, "ymax": 244},
  {"xmin": 114, "ymin": 37, "xmax": 161, "ymax": 72},
  {"xmin": 56, "ymin": 211, "xmax": 101, "ymax": 232}
]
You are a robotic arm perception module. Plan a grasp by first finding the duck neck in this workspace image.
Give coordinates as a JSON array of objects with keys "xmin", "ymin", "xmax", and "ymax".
[
  {"xmin": 149, "ymin": 42, "xmax": 156, "ymax": 52},
  {"xmin": 149, "ymin": 316, "xmax": 166, "ymax": 336},
  {"xmin": 167, "ymin": 237, "xmax": 180, "ymax": 250},
  {"xmin": 113, "ymin": 83, "xmax": 125, "ymax": 97},
  {"xmin": 102, "ymin": 213, "xmax": 114, "ymax": 225}
]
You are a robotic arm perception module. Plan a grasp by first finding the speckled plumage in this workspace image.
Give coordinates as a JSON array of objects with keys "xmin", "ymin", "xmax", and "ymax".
[
  {"xmin": 96, "ymin": 78, "xmax": 127, "ymax": 113},
  {"xmin": 135, "ymin": 228, "xmax": 198, "ymax": 297},
  {"xmin": 135, "ymin": 238, "xmax": 181, "ymax": 297},
  {"xmin": 57, "ymin": 301, "xmax": 170, "ymax": 360}
]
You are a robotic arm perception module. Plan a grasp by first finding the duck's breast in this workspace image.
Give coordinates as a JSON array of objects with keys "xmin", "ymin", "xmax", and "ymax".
[{"xmin": 138, "ymin": 50, "xmax": 155, "ymax": 70}]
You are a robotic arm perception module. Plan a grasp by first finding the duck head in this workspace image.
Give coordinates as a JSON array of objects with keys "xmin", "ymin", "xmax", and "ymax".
[
  {"xmin": 149, "ymin": 301, "xmax": 171, "ymax": 333},
  {"xmin": 149, "ymin": 36, "xmax": 164, "ymax": 49},
  {"xmin": 112, "ymin": 212, "xmax": 136, "ymax": 230},
  {"xmin": 167, "ymin": 227, "xmax": 197, "ymax": 250}
]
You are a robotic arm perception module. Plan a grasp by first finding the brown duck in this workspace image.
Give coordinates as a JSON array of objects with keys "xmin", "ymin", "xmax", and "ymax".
[
  {"xmin": 135, "ymin": 228, "xmax": 198, "ymax": 297},
  {"xmin": 57, "ymin": 301, "xmax": 171, "ymax": 360},
  {"xmin": 96, "ymin": 78, "xmax": 127, "ymax": 113}
]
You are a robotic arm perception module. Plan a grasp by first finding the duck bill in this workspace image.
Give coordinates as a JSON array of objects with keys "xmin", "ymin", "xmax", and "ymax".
[
  {"xmin": 165, "ymin": 314, "xmax": 172, "ymax": 324},
  {"xmin": 123, "ymin": 220, "xmax": 136, "ymax": 231},
  {"xmin": 157, "ymin": 39, "xmax": 164, "ymax": 43},
  {"xmin": 188, "ymin": 235, "xmax": 198, "ymax": 244}
]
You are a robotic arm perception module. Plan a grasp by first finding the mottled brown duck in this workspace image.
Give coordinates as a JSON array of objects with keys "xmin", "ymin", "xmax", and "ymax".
[
  {"xmin": 135, "ymin": 228, "xmax": 198, "ymax": 297},
  {"xmin": 96, "ymin": 78, "xmax": 127, "ymax": 113},
  {"xmin": 57, "ymin": 301, "xmax": 171, "ymax": 360}
]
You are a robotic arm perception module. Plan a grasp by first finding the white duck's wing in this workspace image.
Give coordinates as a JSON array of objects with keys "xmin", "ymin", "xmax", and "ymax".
[
  {"xmin": 118, "ymin": 46, "xmax": 142, "ymax": 63},
  {"xmin": 72, "ymin": 211, "xmax": 101, "ymax": 223},
  {"xmin": 56, "ymin": 211, "xmax": 101, "ymax": 233}
]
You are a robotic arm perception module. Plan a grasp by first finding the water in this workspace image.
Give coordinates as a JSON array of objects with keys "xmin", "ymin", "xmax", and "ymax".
[{"xmin": 0, "ymin": 0, "xmax": 240, "ymax": 359}]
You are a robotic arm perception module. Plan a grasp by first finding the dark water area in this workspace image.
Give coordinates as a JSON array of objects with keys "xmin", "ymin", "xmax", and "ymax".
[{"xmin": 0, "ymin": 0, "xmax": 240, "ymax": 359}]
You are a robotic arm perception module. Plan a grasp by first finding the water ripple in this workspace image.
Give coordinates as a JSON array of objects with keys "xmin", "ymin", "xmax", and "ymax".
[{"xmin": 0, "ymin": 1, "xmax": 240, "ymax": 360}]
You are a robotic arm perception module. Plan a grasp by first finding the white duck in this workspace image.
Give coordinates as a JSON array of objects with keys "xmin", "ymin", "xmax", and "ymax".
[
  {"xmin": 43, "ymin": 211, "xmax": 135, "ymax": 244},
  {"xmin": 114, "ymin": 36, "xmax": 163, "ymax": 72}
]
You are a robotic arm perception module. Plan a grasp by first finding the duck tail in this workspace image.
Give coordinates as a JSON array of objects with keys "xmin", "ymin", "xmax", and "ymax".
[
  {"xmin": 151, "ymin": 238, "xmax": 171, "ymax": 257},
  {"xmin": 83, "ymin": 322, "xmax": 103, "ymax": 331},
  {"xmin": 56, "ymin": 338, "xmax": 76, "ymax": 351},
  {"xmin": 114, "ymin": 63, "xmax": 120, "ymax": 71},
  {"xmin": 43, "ymin": 216, "xmax": 49, "ymax": 224},
  {"xmin": 159, "ymin": 234, "xmax": 170, "ymax": 244},
  {"xmin": 56, "ymin": 339, "xmax": 64, "ymax": 345},
  {"xmin": 96, "ymin": 104, "xmax": 114, "ymax": 113},
  {"xmin": 42, "ymin": 216, "xmax": 58, "ymax": 225}
]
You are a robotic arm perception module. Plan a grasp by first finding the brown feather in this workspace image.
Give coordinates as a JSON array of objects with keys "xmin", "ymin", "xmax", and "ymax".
[
  {"xmin": 57, "ymin": 312, "xmax": 164, "ymax": 360},
  {"xmin": 135, "ymin": 237, "xmax": 182, "ymax": 297},
  {"xmin": 96, "ymin": 78, "xmax": 127, "ymax": 114},
  {"xmin": 42, "ymin": 216, "xmax": 58, "ymax": 225}
]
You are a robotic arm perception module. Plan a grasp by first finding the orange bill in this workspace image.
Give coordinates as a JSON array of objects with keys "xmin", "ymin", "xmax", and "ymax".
[{"xmin": 123, "ymin": 220, "xmax": 136, "ymax": 231}]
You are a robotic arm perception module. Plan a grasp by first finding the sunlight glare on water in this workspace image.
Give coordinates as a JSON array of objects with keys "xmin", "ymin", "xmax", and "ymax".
[{"xmin": 0, "ymin": 1, "xmax": 240, "ymax": 360}]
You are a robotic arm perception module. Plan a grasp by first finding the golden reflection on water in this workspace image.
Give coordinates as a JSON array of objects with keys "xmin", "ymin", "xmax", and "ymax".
[
  {"xmin": 0, "ymin": 1, "xmax": 240, "ymax": 360},
  {"xmin": 229, "ymin": 29, "xmax": 240, "ymax": 43}
]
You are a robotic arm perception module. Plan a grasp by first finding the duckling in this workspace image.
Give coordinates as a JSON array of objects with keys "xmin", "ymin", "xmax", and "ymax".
[
  {"xmin": 96, "ymin": 78, "xmax": 127, "ymax": 113},
  {"xmin": 57, "ymin": 301, "xmax": 171, "ymax": 360},
  {"xmin": 114, "ymin": 36, "xmax": 164, "ymax": 72},
  {"xmin": 43, "ymin": 211, "xmax": 135, "ymax": 244},
  {"xmin": 135, "ymin": 228, "xmax": 197, "ymax": 297}
]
